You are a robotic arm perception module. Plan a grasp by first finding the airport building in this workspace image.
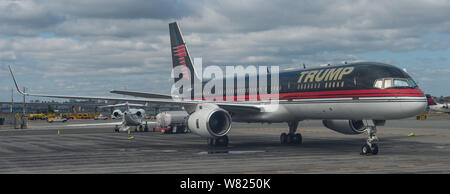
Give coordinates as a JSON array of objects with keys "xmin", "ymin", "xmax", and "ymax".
[{"xmin": 0, "ymin": 100, "xmax": 181, "ymax": 115}]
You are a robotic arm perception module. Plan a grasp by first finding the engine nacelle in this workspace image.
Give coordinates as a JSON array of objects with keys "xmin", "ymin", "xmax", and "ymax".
[
  {"xmin": 187, "ymin": 103, "xmax": 232, "ymax": 138},
  {"xmin": 112, "ymin": 110, "xmax": 123, "ymax": 118},
  {"xmin": 322, "ymin": 120, "xmax": 366, "ymax": 135},
  {"xmin": 133, "ymin": 109, "xmax": 145, "ymax": 117}
]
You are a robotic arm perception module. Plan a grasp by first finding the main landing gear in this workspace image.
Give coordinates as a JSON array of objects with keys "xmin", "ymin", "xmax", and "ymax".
[
  {"xmin": 360, "ymin": 120, "xmax": 379, "ymax": 155},
  {"xmin": 280, "ymin": 121, "xmax": 302, "ymax": 145},
  {"xmin": 207, "ymin": 135, "xmax": 229, "ymax": 147}
]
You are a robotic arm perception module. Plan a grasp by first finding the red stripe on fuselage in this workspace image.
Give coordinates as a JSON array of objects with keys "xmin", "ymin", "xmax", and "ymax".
[
  {"xmin": 278, "ymin": 89, "xmax": 423, "ymax": 98},
  {"xmin": 188, "ymin": 89, "xmax": 425, "ymax": 101}
]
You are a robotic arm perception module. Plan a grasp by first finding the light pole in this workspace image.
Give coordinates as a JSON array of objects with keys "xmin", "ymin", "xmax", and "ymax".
[
  {"xmin": 11, "ymin": 88, "xmax": 14, "ymax": 113},
  {"xmin": 21, "ymin": 87, "xmax": 27, "ymax": 129}
]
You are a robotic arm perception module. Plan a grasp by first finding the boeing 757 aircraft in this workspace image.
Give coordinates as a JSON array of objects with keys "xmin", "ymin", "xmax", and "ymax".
[{"xmin": 9, "ymin": 22, "xmax": 427, "ymax": 155}]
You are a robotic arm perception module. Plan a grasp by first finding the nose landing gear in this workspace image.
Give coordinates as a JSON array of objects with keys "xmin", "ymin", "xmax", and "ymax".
[{"xmin": 361, "ymin": 120, "xmax": 379, "ymax": 155}]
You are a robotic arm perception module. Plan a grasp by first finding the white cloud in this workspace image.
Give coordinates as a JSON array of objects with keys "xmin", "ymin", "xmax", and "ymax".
[{"xmin": 0, "ymin": 51, "xmax": 16, "ymax": 61}]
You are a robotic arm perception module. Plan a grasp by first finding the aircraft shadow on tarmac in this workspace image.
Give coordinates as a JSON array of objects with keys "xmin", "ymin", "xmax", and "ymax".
[{"xmin": 151, "ymin": 133, "xmax": 447, "ymax": 157}]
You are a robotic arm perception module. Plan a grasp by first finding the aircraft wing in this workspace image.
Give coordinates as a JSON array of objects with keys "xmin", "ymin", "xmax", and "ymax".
[
  {"xmin": 99, "ymin": 102, "xmax": 148, "ymax": 108},
  {"xmin": 18, "ymin": 91, "xmax": 262, "ymax": 113},
  {"xmin": 216, "ymin": 103, "xmax": 262, "ymax": 113},
  {"xmin": 67, "ymin": 121, "xmax": 158, "ymax": 127},
  {"xmin": 27, "ymin": 121, "xmax": 124, "ymax": 130},
  {"xmin": 66, "ymin": 122, "xmax": 123, "ymax": 127},
  {"xmin": 110, "ymin": 90, "xmax": 172, "ymax": 99},
  {"xmin": 9, "ymin": 66, "xmax": 262, "ymax": 114},
  {"xmin": 109, "ymin": 89, "xmax": 261, "ymax": 113}
]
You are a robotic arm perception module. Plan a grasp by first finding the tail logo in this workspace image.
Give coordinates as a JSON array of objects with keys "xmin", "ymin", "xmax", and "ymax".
[{"xmin": 173, "ymin": 44, "xmax": 190, "ymax": 80}]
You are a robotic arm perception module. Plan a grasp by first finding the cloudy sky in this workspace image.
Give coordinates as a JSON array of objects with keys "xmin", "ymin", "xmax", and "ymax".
[{"xmin": 1, "ymin": 0, "xmax": 450, "ymax": 102}]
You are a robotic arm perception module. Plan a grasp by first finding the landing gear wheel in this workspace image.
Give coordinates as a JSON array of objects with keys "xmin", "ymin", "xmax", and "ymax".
[
  {"xmin": 281, "ymin": 133, "xmax": 302, "ymax": 145},
  {"xmin": 361, "ymin": 143, "xmax": 379, "ymax": 155},
  {"xmin": 361, "ymin": 120, "xmax": 380, "ymax": 155},
  {"xmin": 287, "ymin": 133, "xmax": 294, "ymax": 144},
  {"xmin": 216, "ymin": 136, "xmax": 229, "ymax": 147},
  {"xmin": 207, "ymin": 136, "xmax": 229, "ymax": 147},
  {"xmin": 288, "ymin": 133, "xmax": 302, "ymax": 145},
  {"xmin": 281, "ymin": 121, "xmax": 303, "ymax": 145},
  {"xmin": 207, "ymin": 138, "xmax": 215, "ymax": 146},
  {"xmin": 371, "ymin": 144, "xmax": 379, "ymax": 155},
  {"xmin": 280, "ymin": 133, "xmax": 288, "ymax": 144},
  {"xmin": 361, "ymin": 144, "xmax": 372, "ymax": 155},
  {"xmin": 294, "ymin": 133, "xmax": 303, "ymax": 145}
]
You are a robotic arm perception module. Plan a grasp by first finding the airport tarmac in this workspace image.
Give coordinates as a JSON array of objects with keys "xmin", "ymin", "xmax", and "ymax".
[{"xmin": 0, "ymin": 117, "xmax": 449, "ymax": 174}]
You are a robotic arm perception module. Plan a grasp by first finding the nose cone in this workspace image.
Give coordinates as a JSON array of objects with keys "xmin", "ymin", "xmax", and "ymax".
[
  {"xmin": 404, "ymin": 101, "xmax": 427, "ymax": 116},
  {"xmin": 401, "ymin": 89, "xmax": 427, "ymax": 118}
]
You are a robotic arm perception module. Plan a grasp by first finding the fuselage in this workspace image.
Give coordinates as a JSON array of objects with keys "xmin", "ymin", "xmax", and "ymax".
[
  {"xmin": 123, "ymin": 108, "xmax": 145, "ymax": 126},
  {"xmin": 189, "ymin": 62, "xmax": 427, "ymax": 122}
]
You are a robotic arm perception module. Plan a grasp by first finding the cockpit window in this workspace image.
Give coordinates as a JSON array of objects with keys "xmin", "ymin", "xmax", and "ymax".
[
  {"xmin": 374, "ymin": 78, "xmax": 417, "ymax": 89},
  {"xmin": 393, "ymin": 79, "xmax": 410, "ymax": 87},
  {"xmin": 409, "ymin": 79, "xmax": 417, "ymax": 88},
  {"xmin": 384, "ymin": 79, "xmax": 393, "ymax": 88},
  {"xmin": 374, "ymin": 80, "xmax": 383, "ymax": 89}
]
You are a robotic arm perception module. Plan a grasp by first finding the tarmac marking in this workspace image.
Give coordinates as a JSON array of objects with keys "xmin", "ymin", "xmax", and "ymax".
[
  {"xmin": 241, "ymin": 171, "xmax": 264, "ymax": 174},
  {"xmin": 368, "ymin": 166, "xmax": 385, "ymax": 169},
  {"xmin": 339, "ymin": 167, "xmax": 355, "ymax": 171},
  {"xmin": 397, "ymin": 164, "xmax": 416, "ymax": 168},
  {"xmin": 308, "ymin": 169, "xmax": 325, "ymax": 172},
  {"xmin": 276, "ymin": 170, "xmax": 295, "ymax": 173}
]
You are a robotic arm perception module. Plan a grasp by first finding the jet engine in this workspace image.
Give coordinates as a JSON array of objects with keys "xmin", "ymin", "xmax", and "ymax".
[
  {"xmin": 187, "ymin": 103, "xmax": 232, "ymax": 138},
  {"xmin": 133, "ymin": 109, "xmax": 145, "ymax": 117},
  {"xmin": 112, "ymin": 110, "xmax": 123, "ymax": 118},
  {"xmin": 322, "ymin": 120, "xmax": 367, "ymax": 135}
]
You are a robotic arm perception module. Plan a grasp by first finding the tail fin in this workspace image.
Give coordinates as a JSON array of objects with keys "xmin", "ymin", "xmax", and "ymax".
[
  {"xmin": 169, "ymin": 22, "xmax": 200, "ymax": 84},
  {"xmin": 426, "ymin": 94, "xmax": 437, "ymax": 105}
]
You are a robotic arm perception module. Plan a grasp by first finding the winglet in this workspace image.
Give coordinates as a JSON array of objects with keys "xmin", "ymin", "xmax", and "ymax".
[{"xmin": 8, "ymin": 65, "xmax": 28, "ymax": 96}]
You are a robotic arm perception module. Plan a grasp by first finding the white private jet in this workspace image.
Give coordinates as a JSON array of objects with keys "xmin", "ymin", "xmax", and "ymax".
[
  {"xmin": 427, "ymin": 94, "xmax": 450, "ymax": 113},
  {"xmin": 99, "ymin": 102, "xmax": 151, "ymax": 132}
]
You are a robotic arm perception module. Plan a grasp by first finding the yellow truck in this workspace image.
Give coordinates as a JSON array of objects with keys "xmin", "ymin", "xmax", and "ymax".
[
  {"xmin": 62, "ymin": 113, "xmax": 99, "ymax": 120},
  {"xmin": 28, "ymin": 113, "xmax": 47, "ymax": 120}
]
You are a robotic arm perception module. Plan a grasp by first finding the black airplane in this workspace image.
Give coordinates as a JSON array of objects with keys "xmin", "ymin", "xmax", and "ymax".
[{"xmin": 9, "ymin": 22, "xmax": 427, "ymax": 155}]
